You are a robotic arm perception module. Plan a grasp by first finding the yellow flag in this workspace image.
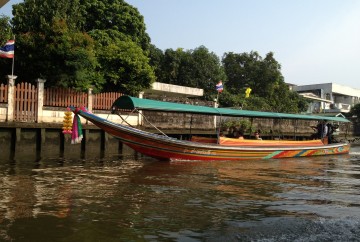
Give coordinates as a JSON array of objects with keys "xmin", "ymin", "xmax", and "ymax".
[{"xmin": 245, "ymin": 87, "xmax": 252, "ymax": 98}]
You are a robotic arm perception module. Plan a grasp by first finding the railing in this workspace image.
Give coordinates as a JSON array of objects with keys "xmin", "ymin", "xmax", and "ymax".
[
  {"xmin": 44, "ymin": 88, "xmax": 88, "ymax": 108},
  {"xmin": 93, "ymin": 92, "xmax": 123, "ymax": 110},
  {"xmin": 330, "ymin": 103, "xmax": 351, "ymax": 112},
  {"xmin": 0, "ymin": 83, "xmax": 7, "ymax": 103},
  {"xmin": 14, "ymin": 82, "xmax": 37, "ymax": 122},
  {"xmin": 43, "ymin": 87, "xmax": 123, "ymax": 110}
]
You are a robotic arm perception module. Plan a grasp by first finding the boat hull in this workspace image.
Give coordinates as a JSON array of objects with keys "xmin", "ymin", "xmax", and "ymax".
[{"xmin": 74, "ymin": 110, "xmax": 350, "ymax": 161}]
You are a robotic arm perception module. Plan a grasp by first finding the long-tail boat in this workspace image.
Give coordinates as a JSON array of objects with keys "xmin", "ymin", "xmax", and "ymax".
[{"xmin": 70, "ymin": 96, "xmax": 350, "ymax": 161}]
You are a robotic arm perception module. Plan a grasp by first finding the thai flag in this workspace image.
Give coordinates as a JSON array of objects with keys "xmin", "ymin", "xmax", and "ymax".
[
  {"xmin": 0, "ymin": 40, "xmax": 15, "ymax": 58},
  {"xmin": 216, "ymin": 81, "xmax": 223, "ymax": 92}
]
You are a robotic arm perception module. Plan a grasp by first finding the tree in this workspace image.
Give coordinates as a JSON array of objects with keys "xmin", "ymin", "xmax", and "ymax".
[
  {"xmin": 0, "ymin": 15, "xmax": 13, "ymax": 44},
  {"xmin": 80, "ymin": 0, "xmax": 150, "ymax": 51},
  {"xmin": 12, "ymin": 0, "xmax": 85, "ymax": 33},
  {"xmin": 0, "ymin": 15, "xmax": 14, "ymax": 80},
  {"xmin": 11, "ymin": 0, "xmax": 155, "ymax": 94},
  {"xmin": 92, "ymin": 30, "xmax": 154, "ymax": 95},
  {"xmin": 12, "ymin": 0, "xmax": 97, "ymax": 89},
  {"xmin": 148, "ymin": 44, "xmax": 164, "ymax": 82},
  {"xmin": 222, "ymin": 51, "xmax": 282, "ymax": 98},
  {"xmin": 153, "ymin": 46, "xmax": 225, "ymax": 100},
  {"xmin": 349, "ymin": 103, "xmax": 360, "ymax": 120},
  {"xmin": 221, "ymin": 51, "xmax": 307, "ymax": 113},
  {"xmin": 190, "ymin": 46, "xmax": 226, "ymax": 99}
]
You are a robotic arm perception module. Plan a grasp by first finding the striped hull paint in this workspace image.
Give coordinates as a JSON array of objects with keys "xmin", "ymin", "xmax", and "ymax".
[{"xmin": 75, "ymin": 110, "xmax": 350, "ymax": 161}]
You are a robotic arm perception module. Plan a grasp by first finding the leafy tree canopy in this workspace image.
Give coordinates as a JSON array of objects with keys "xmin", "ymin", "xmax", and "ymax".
[
  {"xmin": 220, "ymin": 51, "xmax": 307, "ymax": 113},
  {"xmin": 154, "ymin": 46, "xmax": 226, "ymax": 100},
  {"xmin": 9, "ymin": 0, "xmax": 154, "ymax": 93},
  {"xmin": 92, "ymin": 30, "xmax": 154, "ymax": 95},
  {"xmin": 80, "ymin": 0, "xmax": 150, "ymax": 51},
  {"xmin": 0, "ymin": 15, "xmax": 14, "ymax": 79},
  {"xmin": 349, "ymin": 103, "xmax": 360, "ymax": 120},
  {"xmin": 0, "ymin": 15, "xmax": 13, "ymax": 44}
]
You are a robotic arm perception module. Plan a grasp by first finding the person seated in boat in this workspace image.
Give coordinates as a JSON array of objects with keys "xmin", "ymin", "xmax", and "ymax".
[
  {"xmin": 227, "ymin": 126, "xmax": 236, "ymax": 138},
  {"xmin": 311, "ymin": 120, "xmax": 327, "ymax": 140},
  {"xmin": 326, "ymin": 122, "xmax": 337, "ymax": 144},
  {"xmin": 233, "ymin": 131, "xmax": 244, "ymax": 139},
  {"xmin": 254, "ymin": 131, "xmax": 262, "ymax": 140}
]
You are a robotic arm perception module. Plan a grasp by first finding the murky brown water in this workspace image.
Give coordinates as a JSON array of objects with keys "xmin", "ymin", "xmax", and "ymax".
[{"xmin": 1, "ymin": 147, "xmax": 360, "ymax": 241}]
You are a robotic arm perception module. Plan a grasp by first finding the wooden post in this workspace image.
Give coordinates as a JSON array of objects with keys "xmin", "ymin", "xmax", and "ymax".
[
  {"xmin": 36, "ymin": 78, "xmax": 46, "ymax": 123},
  {"xmin": 6, "ymin": 75, "xmax": 17, "ymax": 122}
]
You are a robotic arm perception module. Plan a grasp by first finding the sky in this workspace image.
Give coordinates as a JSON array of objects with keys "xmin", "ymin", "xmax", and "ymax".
[{"xmin": 1, "ymin": 0, "xmax": 360, "ymax": 89}]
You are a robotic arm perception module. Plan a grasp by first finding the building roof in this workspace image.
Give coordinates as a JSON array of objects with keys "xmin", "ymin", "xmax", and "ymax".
[
  {"xmin": 298, "ymin": 92, "xmax": 333, "ymax": 103},
  {"xmin": 144, "ymin": 82, "xmax": 204, "ymax": 98},
  {"xmin": 0, "ymin": 0, "xmax": 9, "ymax": 8}
]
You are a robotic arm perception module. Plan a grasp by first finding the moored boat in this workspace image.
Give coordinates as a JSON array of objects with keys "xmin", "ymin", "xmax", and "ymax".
[{"xmin": 70, "ymin": 96, "xmax": 350, "ymax": 161}]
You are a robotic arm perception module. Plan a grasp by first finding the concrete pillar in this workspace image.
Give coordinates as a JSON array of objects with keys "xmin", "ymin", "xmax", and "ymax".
[
  {"xmin": 214, "ymin": 100, "xmax": 218, "ymax": 130},
  {"xmin": 138, "ymin": 92, "xmax": 144, "ymax": 126},
  {"xmin": 87, "ymin": 87, "xmax": 93, "ymax": 112},
  {"xmin": 85, "ymin": 87, "xmax": 93, "ymax": 124},
  {"xmin": 36, "ymin": 78, "xmax": 46, "ymax": 123},
  {"xmin": 6, "ymin": 75, "xmax": 17, "ymax": 122}
]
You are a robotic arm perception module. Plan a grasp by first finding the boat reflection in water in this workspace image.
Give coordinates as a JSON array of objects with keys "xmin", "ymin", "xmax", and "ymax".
[{"xmin": 1, "ymin": 147, "xmax": 360, "ymax": 241}]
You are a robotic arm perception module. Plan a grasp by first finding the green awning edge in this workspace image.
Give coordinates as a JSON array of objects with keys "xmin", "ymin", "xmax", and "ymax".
[{"xmin": 112, "ymin": 96, "xmax": 351, "ymax": 123}]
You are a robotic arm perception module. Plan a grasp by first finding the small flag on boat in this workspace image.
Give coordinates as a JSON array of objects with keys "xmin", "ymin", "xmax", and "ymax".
[
  {"xmin": 245, "ymin": 87, "xmax": 252, "ymax": 98},
  {"xmin": 71, "ymin": 113, "xmax": 83, "ymax": 144},
  {"xmin": 0, "ymin": 40, "xmax": 15, "ymax": 58},
  {"xmin": 216, "ymin": 81, "xmax": 223, "ymax": 92}
]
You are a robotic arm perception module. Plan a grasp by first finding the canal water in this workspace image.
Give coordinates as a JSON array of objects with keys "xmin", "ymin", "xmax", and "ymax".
[{"xmin": 1, "ymin": 147, "xmax": 360, "ymax": 242}]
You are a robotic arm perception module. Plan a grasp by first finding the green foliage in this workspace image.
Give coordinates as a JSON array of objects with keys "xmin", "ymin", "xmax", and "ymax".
[
  {"xmin": 148, "ymin": 44, "xmax": 164, "ymax": 81},
  {"xmin": 221, "ymin": 118, "xmax": 252, "ymax": 132},
  {"xmin": 94, "ymin": 32, "xmax": 155, "ymax": 95},
  {"xmin": 148, "ymin": 46, "xmax": 307, "ymax": 113},
  {"xmin": 10, "ymin": 0, "xmax": 154, "ymax": 94},
  {"xmin": 12, "ymin": 0, "xmax": 85, "ymax": 33},
  {"xmin": 80, "ymin": 0, "xmax": 150, "ymax": 51},
  {"xmin": 220, "ymin": 51, "xmax": 307, "ymax": 113},
  {"xmin": 0, "ymin": 15, "xmax": 13, "ymax": 44},
  {"xmin": 153, "ymin": 46, "xmax": 226, "ymax": 100},
  {"xmin": 222, "ymin": 51, "xmax": 283, "ymax": 98},
  {"xmin": 3, "ymin": 0, "xmax": 311, "ymax": 113},
  {"xmin": 349, "ymin": 103, "xmax": 360, "ymax": 120},
  {"xmin": 14, "ymin": 18, "xmax": 100, "ymax": 90},
  {"xmin": 0, "ymin": 15, "xmax": 14, "ymax": 80}
]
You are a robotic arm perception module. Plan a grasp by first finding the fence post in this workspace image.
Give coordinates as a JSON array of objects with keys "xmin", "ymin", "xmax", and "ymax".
[
  {"xmin": 36, "ymin": 78, "xmax": 46, "ymax": 123},
  {"xmin": 138, "ymin": 92, "xmax": 144, "ymax": 126},
  {"xmin": 86, "ymin": 87, "xmax": 93, "ymax": 124},
  {"xmin": 88, "ymin": 87, "xmax": 93, "ymax": 112},
  {"xmin": 6, "ymin": 75, "xmax": 17, "ymax": 122}
]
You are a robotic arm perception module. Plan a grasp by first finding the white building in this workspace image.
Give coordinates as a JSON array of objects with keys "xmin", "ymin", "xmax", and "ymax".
[{"xmin": 291, "ymin": 83, "xmax": 360, "ymax": 114}]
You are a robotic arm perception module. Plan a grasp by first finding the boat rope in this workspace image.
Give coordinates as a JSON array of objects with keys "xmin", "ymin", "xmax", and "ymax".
[
  {"xmin": 136, "ymin": 109, "xmax": 168, "ymax": 137},
  {"xmin": 118, "ymin": 114, "xmax": 135, "ymax": 128},
  {"xmin": 118, "ymin": 109, "xmax": 137, "ymax": 127}
]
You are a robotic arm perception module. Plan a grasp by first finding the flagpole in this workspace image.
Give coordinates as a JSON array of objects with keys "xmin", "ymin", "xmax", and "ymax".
[{"xmin": 11, "ymin": 36, "xmax": 15, "ymax": 78}]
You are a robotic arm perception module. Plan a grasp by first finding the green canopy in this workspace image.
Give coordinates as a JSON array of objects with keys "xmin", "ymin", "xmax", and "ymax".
[{"xmin": 112, "ymin": 96, "xmax": 350, "ymax": 123}]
